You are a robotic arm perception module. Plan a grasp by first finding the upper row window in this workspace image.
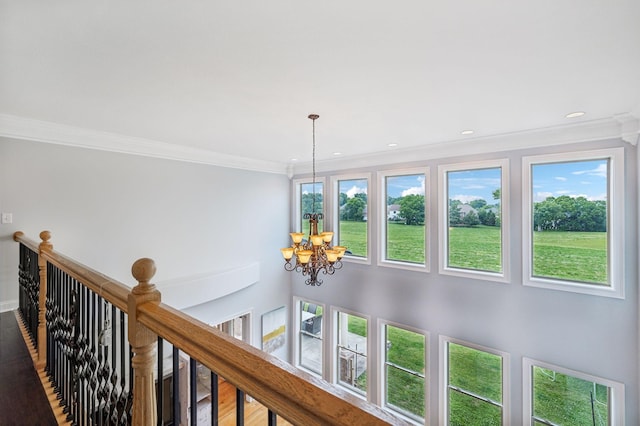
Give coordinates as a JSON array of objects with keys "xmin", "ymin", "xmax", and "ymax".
[
  {"xmin": 438, "ymin": 159, "xmax": 509, "ymax": 282},
  {"xmin": 293, "ymin": 147, "xmax": 625, "ymax": 298}
]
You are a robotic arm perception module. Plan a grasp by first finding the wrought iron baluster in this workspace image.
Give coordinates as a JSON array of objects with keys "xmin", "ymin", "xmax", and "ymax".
[
  {"xmin": 172, "ymin": 346, "xmax": 180, "ymax": 425},
  {"xmin": 190, "ymin": 358, "xmax": 197, "ymax": 425},
  {"xmin": 157, "ymin": 337, "xmax": 164, "ymax": 426},
  {"xmin": 236, "ymin": 388, "xmax": 244, "ymax": 426},
  {"xmin": 211, "ymin": 371, "xmax": 219, "ymax": 426}
]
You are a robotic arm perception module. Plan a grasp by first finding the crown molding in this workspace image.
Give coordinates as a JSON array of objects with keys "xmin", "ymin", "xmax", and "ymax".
[
  {"xmin": 291, "ymin": 114, "xmax": 639, "ymax": 175},
  {"xmin": 0, "ymin": 114, "xmax": 289, "ymax": 174}
]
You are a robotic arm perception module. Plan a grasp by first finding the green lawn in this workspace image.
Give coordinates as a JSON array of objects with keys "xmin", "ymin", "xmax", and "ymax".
[
  {"xmin": 448, "ymin": 226, "xmax": 501, "ymax": 272},
  {"xmin": 337, "ymin": 223, "xmax": 609, "ymax": 423},
  {"xmin": 533, "ymin": 231, "xmax": 607, "ymax": 284},
  {"xmin": 340, "ymin": 221, "xmax": 607, "ymax": 284}
]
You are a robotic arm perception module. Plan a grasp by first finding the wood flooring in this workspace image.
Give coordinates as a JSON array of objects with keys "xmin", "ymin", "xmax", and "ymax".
[
  {"xmin": 0, "ymin": 310, "xmax": 57, "ymax": 425},
  {"xmin": 1, "ymin": 310, "xmax": 294, "ymax": 426}
]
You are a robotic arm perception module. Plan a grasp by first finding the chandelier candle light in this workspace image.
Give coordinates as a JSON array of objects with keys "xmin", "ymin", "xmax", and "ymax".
[{"xmin": 281, "ymin": 114, "xmax": 347, "ymax": 286}]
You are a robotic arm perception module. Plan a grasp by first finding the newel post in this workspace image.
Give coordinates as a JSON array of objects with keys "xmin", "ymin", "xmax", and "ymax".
[
  {"xmin": 37, "ymin": 231, "xmax": 52, "ymax": 368},
  {"xmin": 128, "ymin": 258, "xmax": 161, "ymax": 425}
]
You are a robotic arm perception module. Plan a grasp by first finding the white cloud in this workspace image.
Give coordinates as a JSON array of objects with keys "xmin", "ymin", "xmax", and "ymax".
[
  {"xmin": 555, "ymin": 176, "xmax": 567, "ymax": 181},
  {"xmin": 452, "ymin": 194, "xmax": 482, "ymax": 204},
  {"xmin": 401, "ymin": 176, "xmax": 425, "ymax": 196},
  {"xmin": 534, "ymin": 191, "xmax": 554, "ymax": 202},
  {"xmin": 402, "ymin": 186, "xmax": 424, "ymax": 196},
  {"xmin": 346, "ymin": 185, "xmax": 367, "ymax": 198},
  {"xmin": 572, "ymin": 163, "xmax": 607, "ymax": 178},
  {"xmin": 556, "ymin": 190, "xmax": 571, "ymax": 194},
  {"xmin": 462, "ymin": 184, "xmax": 485, "ymax": 190}
]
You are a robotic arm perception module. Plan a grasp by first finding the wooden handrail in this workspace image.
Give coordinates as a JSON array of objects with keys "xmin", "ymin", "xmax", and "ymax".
[
  {"xmin": 13, "ymin": 231, "xmax": 39, "ymax": 252},
  {"xmin": 14, "ymin": 231, "xmax": 130, "ymax": 313},
  {"xmin": 139, "ymin": 301, "xmax": 405, "ymax": 425},
  {"xmin": 13, "ymin": 231, "xmax": 409, "ymax": 426}
]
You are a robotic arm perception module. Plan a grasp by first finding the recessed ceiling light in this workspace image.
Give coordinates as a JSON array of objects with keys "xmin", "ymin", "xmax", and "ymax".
[
  {"xmin": 333, "ymin": 152, "xmax": 342, "ymax": 156},
  {"xmin": 565, "ymin": 111, "xmax": 585, "ymax": 118},
  {"xmin": 388, "ymin": 143, "xmax": 398, "ymax": 147},
  {"xmin": 290, "ymin": 158, "xmax": 298, "ymax": 162},
  {"xmin": 461, "ymin": 130, "xmax": 474, "ymax": 135}
]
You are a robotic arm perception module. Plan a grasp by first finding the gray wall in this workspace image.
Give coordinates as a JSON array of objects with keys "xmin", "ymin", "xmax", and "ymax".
[
  {"xmin": 0, "ymin": 137, "xmax": 292, "ymax": 348},
  {"xmin": 292, "ymin": 138, "xmax": 638, "ymax": 423},
  {"xmin": 1, "ymin": 136, "xmax": 637, "ymax": 423}
]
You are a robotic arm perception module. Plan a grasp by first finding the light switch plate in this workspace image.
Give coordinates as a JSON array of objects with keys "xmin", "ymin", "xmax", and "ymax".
[{"xmin": 1, "ymin": 213, "xmax": 12, "ymax": 224}]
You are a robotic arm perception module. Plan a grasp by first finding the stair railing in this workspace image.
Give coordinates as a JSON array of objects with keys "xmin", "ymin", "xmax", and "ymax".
[{"xmin": 14, "ymin": 231, "xmax": 407, "ymax": 426}]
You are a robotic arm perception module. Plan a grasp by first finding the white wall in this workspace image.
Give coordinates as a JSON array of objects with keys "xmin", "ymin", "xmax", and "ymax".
[
  {"xmin": 292, "ymin": 138, "xmax": 638, "ymax": 423},
  {"xmin": 0, "ymin": 137, "xmax": 292, "ymax": 349}
]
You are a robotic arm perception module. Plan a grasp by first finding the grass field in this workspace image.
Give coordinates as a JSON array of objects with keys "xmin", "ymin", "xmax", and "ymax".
[
  {"xmin": 347, "ymin": 300, "xmax": 610, "ymax": 424},
  {"xmin": 339, "ymin": 221, "xmax": 607, "ymax": 284}
]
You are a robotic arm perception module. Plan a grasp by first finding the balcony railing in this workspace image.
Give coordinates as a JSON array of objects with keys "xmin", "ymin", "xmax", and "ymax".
[{"xmin": 14, "ymin": 230, "xmax": 408, "ymax": 425}]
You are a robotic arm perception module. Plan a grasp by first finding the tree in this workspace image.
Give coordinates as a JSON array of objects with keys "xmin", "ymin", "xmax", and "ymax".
[
  {"xmin": 339, "ymin": 193, "xmax": 348, "ymax": 207},
  {"xmin": 469, "ymin": 199, "xmax": 487, "ymax": 209},
  {"xmin": 492, "ymin": 189, "xmax": 501, "ymax": 200},
  {"xmin": 478, "ymin": 208, "xmax": 496, "ymax": 226},
  {"xmin": 301, "ymin": 193, "xmax": 322, "ymax": 215},
  {"xmin": 341, "ymin": 197, "xmax": 366, "ymax": 221},
  {"xmin": 399, "ymin": 195, "xmax": 425, "ymax": 225},
  {"xmin": 449, "ymin": 200, "xmax": 462, "ymax": 225},
  {"xmin": 462, "ymin": 210, "xmax": 480, "ymax": 227}
]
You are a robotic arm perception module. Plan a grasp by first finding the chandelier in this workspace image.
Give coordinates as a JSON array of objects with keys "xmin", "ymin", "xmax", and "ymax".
[{"xmin": 280, "ymin": 114, "xmax": 347, "ymax": 286}]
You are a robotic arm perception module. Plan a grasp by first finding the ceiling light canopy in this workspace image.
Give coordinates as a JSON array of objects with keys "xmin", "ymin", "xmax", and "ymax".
[{"xmin": 280, "ymin": 114, "xmax": 347, "ymax": 286}]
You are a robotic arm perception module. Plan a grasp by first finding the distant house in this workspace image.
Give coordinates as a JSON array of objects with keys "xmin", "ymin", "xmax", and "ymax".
[
  {"xmin": 459, "ymin": 204, "xmax": 477, "ymax": 218},
  {"xmin": 387, "ymin": 204, "xmax": 401, "ymax": 220}
]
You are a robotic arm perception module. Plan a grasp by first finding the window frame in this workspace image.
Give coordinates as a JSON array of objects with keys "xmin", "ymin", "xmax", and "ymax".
[
  {"xmin": 378, "ymin": 319, "xmax": 428, "ymax": 424},
  {"xmin": 293, "ymin": 176, "xmax": 327, "ymax": 234},
  {"xmin": 377, "ymin": 168, "xmax": 430, "ymax": 272},
  {"xmin": 331, "ymin": 173, "xmax": 372, "ymax": 265},
  {"xmin": 522, "ymin": 357, "xmax": 625, "ymax": 425},
  {"xmin": 293, "ymin": 297, "xmax": 325, "ymax": 378},
  {"xmin": 439, "ymin": 335, "xmax": 510, "ymax": 425},
  {"xmin": 331, "ymin": 306, "xmax": 371, "ymax": 399},
  {"xmin": 438, "ymin": 159, "xmax": 510, "ymax": 282},
  {"xmin": 521, "ymin": 147, "xmax": 624, "ymax": 298}
]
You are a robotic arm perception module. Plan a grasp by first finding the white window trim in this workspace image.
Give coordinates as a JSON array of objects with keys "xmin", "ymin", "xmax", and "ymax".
[
  {"xmin": 331, "ymin": 173, "xmax": 372, "ymax": 265},
  {"xmin": 331, "ymin": 305, "xmax": 372, "ymax": 400},
  {"xmin": 438, "ymin": 159, "xmax": 510, "ymax": 283},
  {"xmin": 292, "ymin": 296, "xmax": 325, "ymax": 378},
  {"xmin": 522, "ymin": 357, "xmax": 625, "ymax": 425},
  {"xmin": 521, "ymin": 147, "xmax": 624, "ymax": 298},
  {"xmin": 293, "ymin": 176, "xmax": 327, "ymax": 233},
  {"xmin": 377, "ymin": 319, "xmax": 429, "ymax": 425},
  {"xmin": 439, "ymin": 335, "xmax": 510, "ymax": 426},
  {"xmin": 377, "ymin": 167, "xmax": 430, "ymax": 272}
]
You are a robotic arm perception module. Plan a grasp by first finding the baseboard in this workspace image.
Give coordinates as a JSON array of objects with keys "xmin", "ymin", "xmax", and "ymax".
[{"xmin": 0, "ymin": 300, "xmax": 18, "ymax": 312}]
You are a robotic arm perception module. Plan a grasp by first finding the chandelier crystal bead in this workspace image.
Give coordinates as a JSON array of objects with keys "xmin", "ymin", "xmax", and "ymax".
[{"xmin": 280, "ymin": 114, "xmax": 346, "ymax": 286}]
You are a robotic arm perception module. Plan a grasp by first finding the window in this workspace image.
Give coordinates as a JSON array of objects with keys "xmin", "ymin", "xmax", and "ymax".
[
  {"xmin": 333, "ymin": 175, "xmax": 370, "ymax": 260},
  {"xmin": 522, "ymin": 148, "xmax": 624, "ymax": 298},
  {"xmin": 523, "ymin": 358, "xmax": 624, "ymax": 425},
  {"xmin": 439, "ymin": 160, "xmax": 509, "ymax": 281},
  {"xmin": 381, "ymin": 322, "xmax": 426, "ymax": 422},
  {"xmin": 294, "ymin": 178, "xmax": 326, "ymax": 235},
  {"xmin": 440, "ymin": 337, "xmax": 509, "ymax": 425},
  {"xmin": 379, "ymin": 169, "xmax": 428, "ymax": 270},
  {"xmin": 296, "ymin": 299, "xmax": 324, "ymax": 376},
  {"xmin": 335, "ymin": 309, "xmax": 368, "ymax": 397}
]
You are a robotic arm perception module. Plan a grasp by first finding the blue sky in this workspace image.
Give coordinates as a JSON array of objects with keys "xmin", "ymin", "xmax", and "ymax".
[
  {"xmin": 303, "ymin": 159, "xmax": 608, "ymax": 203},
  {"xmin": 531, "ymin": 159, "xmax": 608, "ymax": 202},
  {"xmin": 447, "ymin": 168, "xmax": 501, "ymax": 204},
  {"xmin": 386, "ymin": 174, "xmax": 425, "ymax": 198}
]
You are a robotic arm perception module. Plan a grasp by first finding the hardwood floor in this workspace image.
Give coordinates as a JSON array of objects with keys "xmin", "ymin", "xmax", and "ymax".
[
  {"xmin": 0, "ymin": 310, "xmax": 57, "ymax": 426},
  {"xmin": 2, "ymin": 310, "xmax": 294, "ymax": 426},
  {"xmin": 216, "ymin": 379, "xmax": 294, "ymax": 426}
]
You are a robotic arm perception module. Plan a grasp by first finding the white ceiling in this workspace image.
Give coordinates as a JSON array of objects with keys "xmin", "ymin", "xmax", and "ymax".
[{"xmin": 1, "ymin": 1, "xmax": 639, "ymax": 173}]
